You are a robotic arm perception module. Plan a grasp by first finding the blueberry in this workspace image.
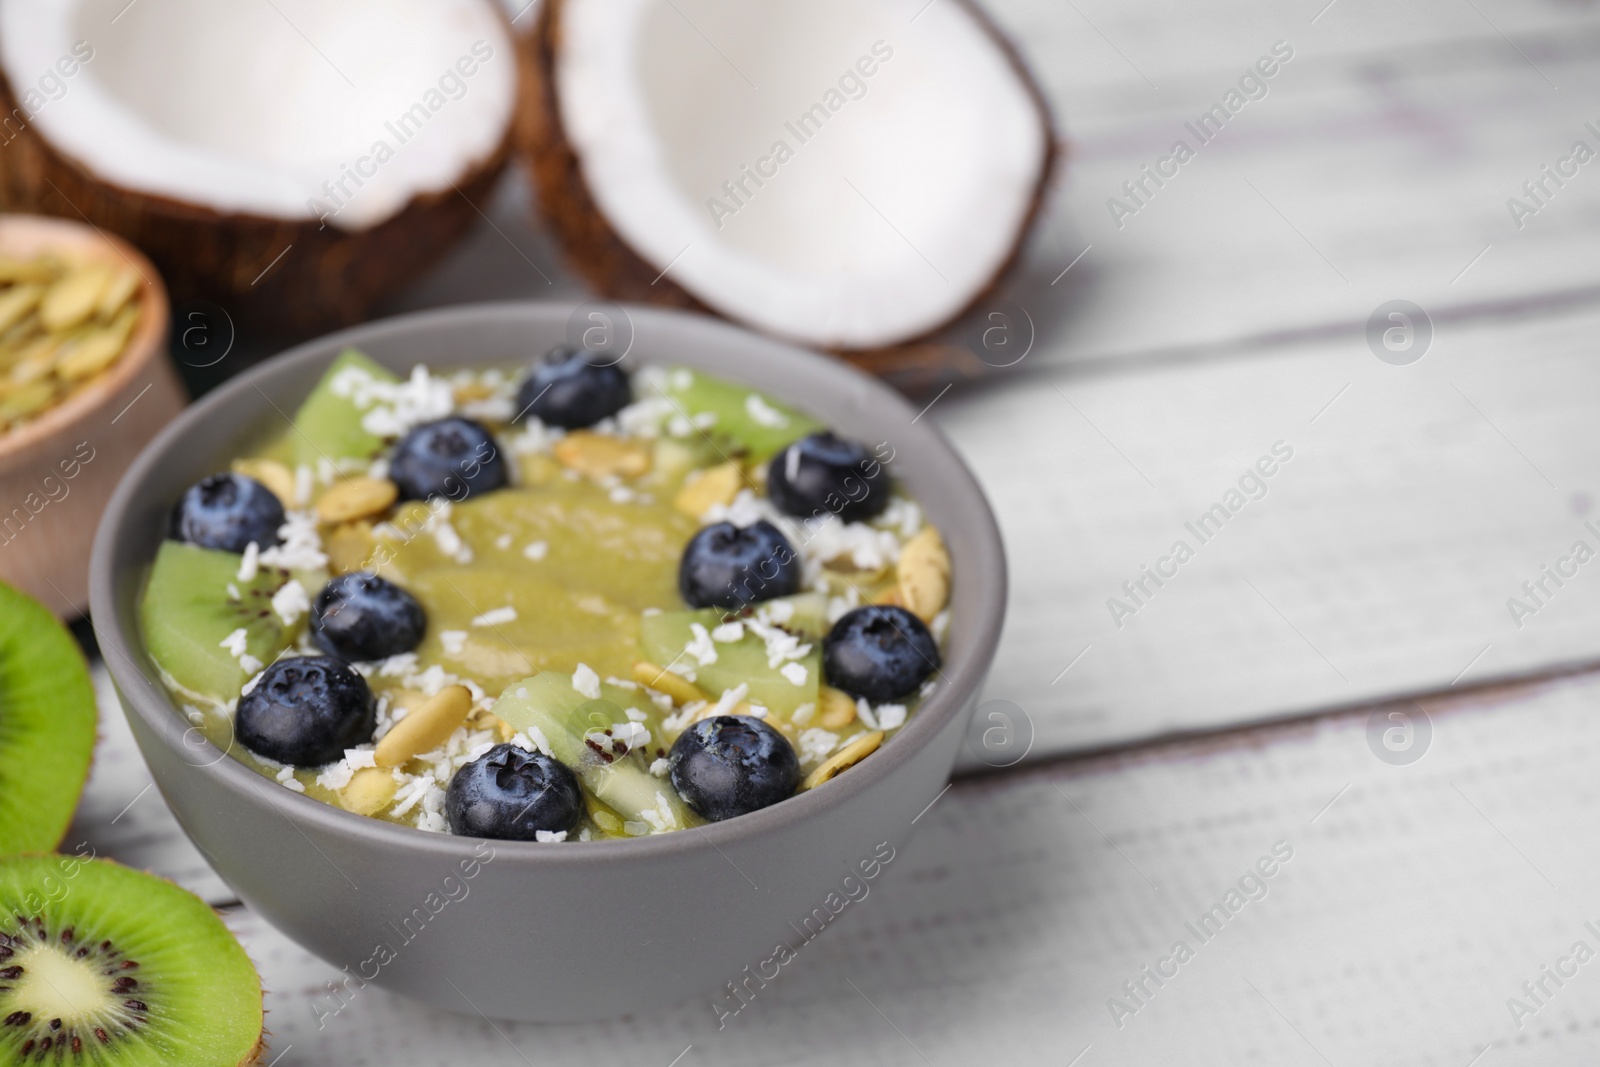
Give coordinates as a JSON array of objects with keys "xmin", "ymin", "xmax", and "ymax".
[
  {"xmin": 389, "ymin": 417, "xmax": 507, "ymax": 502},
  {"xmin": 822, "ymin": 605, "xmax": 940, "ymax": 703},
  {"xmin": 310, "ymin": 572, "xmax": 426, "ymax": 662},
  {"xmin": 515, "ymin": 347, "xmax": 631, "ymax": 429},
  {"xmin": 445, "ymin": 744, "xmax": 584, "ymax": 840},
  {"xmin": 767, "ymin": 432, "xmax": 889, "ymax": 524},
  {"xmin": 235, "ymin": 656, "xmax": 376, "ymax": 767},
  {"xmin": 170, "ymin": 473, "xmax": 285, "ymax": 553},
  {"xmin": 678, "ymin": 520, "xmax": 801, "ymax": 609},
  {"xmin": 668, "ymin": 716, "xmax": 800, "ymax": 822}
]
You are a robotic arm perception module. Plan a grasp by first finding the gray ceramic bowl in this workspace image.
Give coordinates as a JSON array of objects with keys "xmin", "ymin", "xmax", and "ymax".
[{"xmin": 90, "ymin": 302, "xmax": 1006, "ymax": 1022}]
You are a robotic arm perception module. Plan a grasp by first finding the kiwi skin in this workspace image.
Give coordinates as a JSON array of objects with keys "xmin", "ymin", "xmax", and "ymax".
[
  {"xmin": 0, "ymin": 580, "xmax": 96, "ymax": 855},
  {"xmin": 0, "ymin": 854, "xmax": 265, "ymax": 1066}
]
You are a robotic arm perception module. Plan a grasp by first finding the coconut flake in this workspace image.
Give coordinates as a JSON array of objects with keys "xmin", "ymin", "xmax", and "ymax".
[
  {"xmin": 686, "ymin": 623, "xmax": 718, "ymax": 666},
  {"xmin": 572, "ymin": 663, "xmax": 602, "ymax": 699},
  {"xmin": 236, "ymin": 542, "xmax": 260, "ymax": 582},
  {"xmin": 799, "ymin": 729, "xmax": 839, "ymax": 764},
  {"xmin": 472, "ymin": 606, "xmax": 517, "ymax": 628},
  {"xmin": 259, "ymin": 511, "xmax": 327, "ymax": 572},
  {"xmin": 744, "ymin": 392, "xmax": 789, "ymax": 428},
  {"xmin": 271, "ymin": 579, "xmax": 309, "ymax": 626}
]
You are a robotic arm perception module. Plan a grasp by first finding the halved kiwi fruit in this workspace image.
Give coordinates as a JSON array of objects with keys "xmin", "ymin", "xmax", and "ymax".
[
  {"xmin": 0, "ymin": 581, "xmax": 95, "ymax": 855},
  {"xmin": 638, "ymin": 594, "xmax": 827, "ymax": 715},
  {"xmin": 0, "ymin": 855, "xmax": 263, "ymax": 1065},
  {"xmin": 139, "ymin": 542, "xmax": 299, "ymax": 704}
]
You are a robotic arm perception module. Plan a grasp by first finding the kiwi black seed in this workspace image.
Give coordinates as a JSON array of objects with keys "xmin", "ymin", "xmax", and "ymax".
[
  {"xmin": 0, "ymin": 581, "xmax": 96, "ymax": 855},
  {"xmin": 0, "ymin": 855, "xmax": 264, "ymax": 1065}
]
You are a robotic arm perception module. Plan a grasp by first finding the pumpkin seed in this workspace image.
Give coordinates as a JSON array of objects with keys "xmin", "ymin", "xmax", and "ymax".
[
  {"xmin": 375, "ymin": 685, "xmax": 474, "ymax": 768},
  {"xmin": 232, "ymin": 459, "xmax": 298, "ymax": 505},
  {"xmin": 673, "ymin": 460, "xmax": 743, "ymax": 518},
  {"xmin": 633, "ymin": 660, "xmax": 709, "ymax": 706},
  {"xmin": 316, "ymin": 476, "xmax": 398, "ymax": 524},
  {"xmin": 0, "ymin": 380, "xmax": 57, "ymax": 422},
  {"xmin": 817, "ymin": 686, "xmax": 858, "ymax": 729},
  {"xmin": 340, "ymin": 767, "xmax": 399, "ymax": 816},
  {"xmin": 56, "ymin": 307, "xmax": 137, "ymax": 381},
  {"xmin": 0, "ymin": 285, "xmax": 42, "ymax": 334},
  {"xmin": 96, "ymin": 266, "xmax": 142, "ymax": 319},
  {"xmin": 555, "ymin": 430, "xmax": 652, "ymax": 480},
  {"xmin": 800, "ymin": 731, "xmax": 884, "ymax": 791},
  {"xmin": 323, "ymin": 521, "xmax": 378, "ymax": 575},
  {"xmin": 898, "ymin": 525, "xmax": 951, "ymax": 622},
  {"xmin": 39, "ymin": 263, "xmax": 111, "ymax": 332}
]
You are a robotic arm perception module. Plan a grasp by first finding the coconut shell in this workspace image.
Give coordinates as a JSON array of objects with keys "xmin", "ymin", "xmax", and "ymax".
[
  {"xmin": 0, "ymin": 71, "xmax": 513, "ymax": 338},
  {"xmin": 515, "ymin": 0, "xmax": 1059, "ymax": 384}
]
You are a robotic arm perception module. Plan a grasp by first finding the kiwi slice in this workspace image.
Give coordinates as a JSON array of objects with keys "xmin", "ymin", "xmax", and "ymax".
[
  {"xmin": 492, "ymin": 674, "xmax": 697, "ymax": 831},
  {"xmin": 139, "ymin": 542, "xmax": 298, "ymax": 703},
  {"xmin": 0, "ymin": 582, "xmax": 95, "ymax": 855},
  {"xmin": 290, "ymin": 347, "xmax": 398, "ymax": 468},
  {"xmin": 0, "ymin": 854, "xmax": 263, "ymax": 1065},
  {"xmin": 660, "ymin": 368, "xmax": 822, "ymax": 461},
  {"xmin": 638, "ymin": 594, "xmax": 826, "ymax": 716}
]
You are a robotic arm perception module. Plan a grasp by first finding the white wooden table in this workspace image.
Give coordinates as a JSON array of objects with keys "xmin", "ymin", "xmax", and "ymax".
[{"xmin": 77, "ymin": 0, "xmax": 1600, "ymax": 1062}]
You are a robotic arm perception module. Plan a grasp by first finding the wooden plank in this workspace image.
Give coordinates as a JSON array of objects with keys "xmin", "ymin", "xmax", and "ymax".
[
  {"xmin": 940, "ymin": 300, "xmax": 1600, "ymax": 763},
  {"xmin": 199, "ymin": 670, "xmax": 1600, "ymax": 1064}
]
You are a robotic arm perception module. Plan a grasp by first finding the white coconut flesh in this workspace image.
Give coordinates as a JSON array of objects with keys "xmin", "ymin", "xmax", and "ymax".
[
  {"xmin": 0, "ymin": 0, "xmax": 516, "ymax": 231},
  {"xmin": 555, "ymin": 0, "xmax": 1049, "ymax": 349}
]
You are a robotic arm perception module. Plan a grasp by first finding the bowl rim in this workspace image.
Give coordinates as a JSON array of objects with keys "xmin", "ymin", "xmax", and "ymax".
[
  {"xmin": 90, "ymin": 300, "xmax": 1007, "ymax": 866},
  {"xmin": 0, "ymin": 214, "xmax": 170, "ymax": 466}
]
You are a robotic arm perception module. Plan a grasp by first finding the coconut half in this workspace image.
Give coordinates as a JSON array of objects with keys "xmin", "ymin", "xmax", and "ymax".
[
  {"xmin": 519, "ymin": 0, "xmax": 1055, "ymax": 352},
  {"xmin": 0, "ymin": 0, "xmax": 517, "ymax": 333}
]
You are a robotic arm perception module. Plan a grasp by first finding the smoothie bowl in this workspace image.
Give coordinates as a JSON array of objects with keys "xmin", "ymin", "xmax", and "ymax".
[{"xmin": 90, "ymin": 303, "xmax": 1005, "ymax": 1021}]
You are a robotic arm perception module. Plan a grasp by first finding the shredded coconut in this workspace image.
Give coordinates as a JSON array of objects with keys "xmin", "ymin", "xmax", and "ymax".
[
  {"xmin": 472, "ymin": 606, "xmax": 518, "ymax": 628},
  {"xmin": 259, "ymin": 511, "xmax": 328, "ymax": 572},
  {"xmin": 316, "ymin": 761, "xmax": 355, "ymax": 791},
  {"xmin": 348, "ymin": 364, "xmax": 456, "ymax": 438},
  {"xmin": 219, "ymin": 628, "xmax": 248, "ymax": 657},
  {"xmin": 428, "ymin": 507, "xmax": 473, "ymax": 564},
  {"xmin": 271, "ymin": 579, "xmax": 309, "ymax": 626},
  {"xmin": 572, "ymin": 663, "xmax": 602, "ymax": 700},
  {"xmin": 613, "ymin": 394, "xmax": 674, "ymax": 437},
  {"xmin": 799, "ymin": 729, "xmax": 839, "ymax": 764},
  {"xmin": 439, "ymin": 630, "xmax": 468, "ymax": 656},
  {"xmin": 745, "ymin": 393, "xmax": 789, "ymax": 428},
  {"xmin": 522, "ymin": 541, "xmax": 548, "ymax": 561},
  {"xmin": 293, "ymin": 464, "xmax": 313, "ymax": 507},
  {"xmin": 780, "ymin": 662, "xmax": 809, "ymax": 687},
  {"xmin": 535, "ymin": 830, "xmax": 568, "ymax": 843},
  {"xmin": 874, "ymin": 704, "xmax": 908, "ymax": 731},
  {"xmin": 712, "ymin": 683, "xmax": 749, "ymax": 718},
  {"xmin": 236, "ymin": 542, "xmax": 260, "ymax": 582},
  {"xmin": 611, "ymin": 721, "xmax": 651, "ymax": 753},
  {"xmin": 686, "ymin": 623, "xmax": 718, "ymax": 666}
]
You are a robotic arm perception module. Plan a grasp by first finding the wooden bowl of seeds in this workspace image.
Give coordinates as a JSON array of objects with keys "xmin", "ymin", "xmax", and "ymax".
[{"xmin": 0, "ymin": 214, "xmax": 183, "ymax": 617}]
